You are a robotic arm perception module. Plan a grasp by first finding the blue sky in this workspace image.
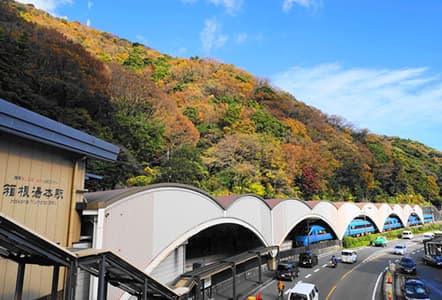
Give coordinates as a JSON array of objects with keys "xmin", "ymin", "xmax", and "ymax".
[{"xmin": 17, "ymin": 0, "xmax": 442, "ymax": 151}]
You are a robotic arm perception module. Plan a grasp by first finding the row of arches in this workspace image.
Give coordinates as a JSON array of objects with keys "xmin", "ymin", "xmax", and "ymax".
[{"xmin": 83, "ymin": 183, "xmax": 431, "ymax": 292}]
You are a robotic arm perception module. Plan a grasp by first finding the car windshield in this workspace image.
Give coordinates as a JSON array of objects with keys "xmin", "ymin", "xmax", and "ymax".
[
  {"xmin": 405, "ymin": 283, "xmax": 427, "ymax": 295},
  {"xmin": 278, "ymin": 264, "xmax": 290, "ymax": 271},
  {"xmin": 289, "ymin": 293, "xmax": 308, "ymax": 300},
  {"xmin": 395, "ymin": 245, "xmax": 405, "ymax": 249},
  {"xmin": 401, "ymin": 258, "xmax": 414, "ymax": 264},
  {"xmin": 342, "ymin": 252, "xmax": 351, "ymax": 256}
]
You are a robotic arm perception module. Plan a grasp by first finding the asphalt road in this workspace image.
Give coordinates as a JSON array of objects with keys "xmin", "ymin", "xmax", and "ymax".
[{"xmin": 258, "ymin": 235, "xmax": 441, "ymax": 300}]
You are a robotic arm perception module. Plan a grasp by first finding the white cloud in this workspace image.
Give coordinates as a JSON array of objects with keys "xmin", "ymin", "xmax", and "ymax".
[
  {"xmin": 282, "ymin": 0, "xmax": 321, "ymax": 13},
  {"xmin": 272, "ymin": 63, "xmax": 442, "ymax": 149},
  {"xmin": 208, "ymin": 0, "xmax": 244, "ymax": 15},
  {"xmin": 200, "ymin": 18, "xmax": 228, "ymax": 53},
  {"xmin": 16, "ymin": 0, "xmax": 73, "ymax": 15},
  {"xmin": 86, "ymin": 18, "xmax": 91, "ymax": 27},
  {"xmin": 235, "ymin": 33, "xmax": 247, "ymax": 43},
  {"xmin": 87, "ymin": 0, "xmax": 93, "ymax": 10}
]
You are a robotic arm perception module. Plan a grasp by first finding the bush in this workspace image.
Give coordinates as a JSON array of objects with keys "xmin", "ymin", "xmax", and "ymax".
[{"xmin": 343, "ymin": 224, "xmax": 441, "ymax": 249}]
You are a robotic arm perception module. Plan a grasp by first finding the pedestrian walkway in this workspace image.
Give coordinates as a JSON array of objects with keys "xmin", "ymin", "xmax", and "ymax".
[{"xmin": 212, "ymin": 270, "xmax": 275, "ymax": 300}]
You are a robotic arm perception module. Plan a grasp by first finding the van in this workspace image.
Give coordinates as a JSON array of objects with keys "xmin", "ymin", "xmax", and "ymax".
[
  {"xmin": 402, "ymin": 230, "xmax": 414, "ymax": 239},
  {"xmin": 287, "ymin": 281, "xmax": 319, "ymax": 300},
  {"xmin": 341, "ymin": 249, "xmax": 357, "ymax": 263}
]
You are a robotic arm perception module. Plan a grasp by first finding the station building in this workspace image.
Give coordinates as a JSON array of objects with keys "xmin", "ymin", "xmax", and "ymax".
[{"xmin": 0, "ymin": 99, "xmax": 120, "ymax": 299}]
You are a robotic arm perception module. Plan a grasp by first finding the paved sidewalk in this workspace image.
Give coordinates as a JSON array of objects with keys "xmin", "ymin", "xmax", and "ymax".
[{"xmin": 212, "ymin": 270, "xmax": 275, "ymax": 300}]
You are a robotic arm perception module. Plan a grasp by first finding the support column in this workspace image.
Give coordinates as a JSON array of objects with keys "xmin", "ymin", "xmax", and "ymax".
[
  {"xmin": 50, "ymin": 265, "xmax": 60, "ymax": 300},
  {"xmin": 257, "ymin": 253, "xmax": 262, "ymax": 283},
  {"xmin": 143, "ymin": 278, "xmax": 148, "ymax": 300},
  {"xmin": 14, "ymin": 262, "xmax": 25, "ymax": 300},
  {"xmin": 98, "ymin": 255, "xmax": 107, "ymax": 300},
  {"xmin": 231, "ymin": 263, "xmax": 236, "ymax": 300}
]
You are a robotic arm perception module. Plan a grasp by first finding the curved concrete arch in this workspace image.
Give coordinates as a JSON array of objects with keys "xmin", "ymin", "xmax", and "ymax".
[
  {"xmin": 377, "ymin": 204, "xmax": 395, "ymax": 231},
  {"xmin": 225, "ymin": 195, "xmax": 273, "ymax": 245},
  {"xmin": 83, "ymin": 182, "xmax": 430, "ymax": 298},
  {"xmin": 143, "ymin": 217, "xmax": 269, "ymax": 274},
  {"xmin": 402, "ymin": 204, "xmax": 414, "ymax": 225},
  {"xmin": 278, "ymin": 213, "xmax": 337, "ymax": 246},
  {"xmin": 99, "ymin": 185, "xmax": 225, "ymax": 271},
  {"xmin": 391, "ymin": 204, "xmax": 407, "ymax": 226},
  {"xmin": 271, "ymin": 199, "xmax": 317, "ymax": 245},
  {"xmin": 411, "ymin": 205, "xmax": 424, "ymax": 223},
  {"xmin": 337, "ymin": 203, "xmax": 382, "ymax": 239},
  {"xmin": 335, "ymin": 202, "xmax": 363, "ymax": 239}
]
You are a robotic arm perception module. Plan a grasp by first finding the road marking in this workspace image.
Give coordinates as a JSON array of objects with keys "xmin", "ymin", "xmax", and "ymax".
[
  {"xmin": 322, "ymin": 264, "xmax": 328, "ymax": 268},
  {"xmin": 326, "ymin": 253, "xmax": 387, "ymax": 300},
  {"xmin": 314, "ymin": 268, "xmax": 320, "ymax": 272},
  {"xmin": 326, "ymin": 285, "xmax": 337, "ymax": 300},
  {"xmin": 305, "ymin": 274, "xmax": 311, "ymax": 278},
  {"xmin": 372, "ymin": 268, "xmax": 388, "ymax": 300}
]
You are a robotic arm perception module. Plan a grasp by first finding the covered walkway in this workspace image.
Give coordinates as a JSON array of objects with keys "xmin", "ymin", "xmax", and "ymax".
[{"xmin": 0, "ymin": 213, "xmax": 179, "ymax": 300}]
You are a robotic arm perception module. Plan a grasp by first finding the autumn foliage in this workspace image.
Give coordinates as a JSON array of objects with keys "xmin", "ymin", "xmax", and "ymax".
[{"xmin": 1, "ymin": 2, "xmax": 441, "ymax": 207}]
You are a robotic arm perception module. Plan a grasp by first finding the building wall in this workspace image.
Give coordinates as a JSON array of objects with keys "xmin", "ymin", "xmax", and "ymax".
[{"xmin": 0, "ymin": 132, "xmax": 84, "ymax": 299}]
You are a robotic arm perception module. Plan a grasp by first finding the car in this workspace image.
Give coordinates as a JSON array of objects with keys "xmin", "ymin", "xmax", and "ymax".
[
  {"xmin": 276, "ymin": 261, "xmax": 299, "ymax": 281},
  {"xmin": 423, "ymin": 232, "xmax": 434, "ymax": 242},
  {"xmin": 299, "ymin": 251, "xmax": 318, "ymax": 268},
  {"xmin": 399, "ymin": 257, "xmax": 417, "ymax": 274},
  {"xmin": 373, "ymin": 236, "xmax": 388, "ymax": 247},
  {"xmin": 393, "ymin": 244, "xmax": 408, "ymax": 255},
  {"xmin": 422, "ymin": 254, "xmax": 442, "ymax": 267},
  {"xmin": 402, "ymin": 230, "xmax": 414, "ymax": 239},
  {"xmin": 401, "ymin": 278, "xmax": 431, "ymax": 300},
  {"xmin": 341, "ymin": 249, "xmax": 357, "ymax": 263},
  {"xmin": 287, "ymin": 281, "xmax": 319, "ymax": 300}
]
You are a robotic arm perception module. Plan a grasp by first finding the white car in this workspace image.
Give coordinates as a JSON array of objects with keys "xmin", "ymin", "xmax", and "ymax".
[
  {"xmin": 287, "ymin": 282, "xmax": 319, "ymax": 300},
  {"xmin": 393, "ymin": 244, "xmax": 407, "ymax": 255},
  {"xmin": 341, "ymin": 249, "xmax": 357, "ymax": 263},
  {"xmin": 402, "ymin": 230, "xmax": 414, "ymax": 239},
  {"xmin": 423, "ymin": 232, "xmax": 434, "ymax": 241}
]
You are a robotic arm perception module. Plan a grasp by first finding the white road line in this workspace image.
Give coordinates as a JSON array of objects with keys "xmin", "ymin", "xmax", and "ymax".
[
  {"xmin": 305, "ymin": 274, "xmax": 312, "ymax": 278},
  {"xmin": 314, "ymin": 268, "xmax": 320, "ymax": 272},
  {"xmin": 322, "ymin": 264, "xmax": 328, "ymax": 268},
  {"xmin": 372, "ymin": 268, "xmax": 387, "ymax": 300}
]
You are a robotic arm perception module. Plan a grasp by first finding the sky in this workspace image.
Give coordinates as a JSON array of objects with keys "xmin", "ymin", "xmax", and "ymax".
[{"xmin": 16, "ymin": 0, "xmax": 442, "ymax": 151}]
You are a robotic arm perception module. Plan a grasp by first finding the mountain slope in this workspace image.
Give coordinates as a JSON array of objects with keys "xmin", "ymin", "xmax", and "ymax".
[{"xmin": 0, "ymin": 1, "xmax": 441, "ymax": 207}]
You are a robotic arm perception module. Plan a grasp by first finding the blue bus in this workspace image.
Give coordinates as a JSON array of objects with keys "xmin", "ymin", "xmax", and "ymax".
[
  {"xmin": 383, "ymin": 216, "xmax": 403, "ymax": 231},
  {"xmin": 344, "ymin": 218, "xmax": 376, "ymax": 236},
  {"xmin": 294, "ymin": 224, "xmax": 333, "ymax": 247}
]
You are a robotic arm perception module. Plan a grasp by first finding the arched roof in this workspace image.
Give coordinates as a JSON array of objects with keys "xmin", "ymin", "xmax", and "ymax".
[
  {"xmin": 84, "ymin": 183, "xmax": 430, "ymax": 282},
  {"xmin": 84, "ymin": 183, "xmax": 226, "ymax": 210}
]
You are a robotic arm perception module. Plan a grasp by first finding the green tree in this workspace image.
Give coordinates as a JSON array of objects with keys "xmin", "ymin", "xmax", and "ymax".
[{"xmin": 157, "ymin": 145, "xmax": 208, "ymax": 187}]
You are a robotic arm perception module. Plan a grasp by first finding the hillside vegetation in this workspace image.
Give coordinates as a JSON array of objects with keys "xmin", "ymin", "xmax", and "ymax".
[{"xmin": 1, "ymin": 1, "xmax": 441, "ymax": 207}]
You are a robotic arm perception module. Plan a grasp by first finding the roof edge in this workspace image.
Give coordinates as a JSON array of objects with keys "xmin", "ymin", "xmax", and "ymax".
[{"xmin": 0, "ymin": 99, "xmax": 120, "ymax": 161}]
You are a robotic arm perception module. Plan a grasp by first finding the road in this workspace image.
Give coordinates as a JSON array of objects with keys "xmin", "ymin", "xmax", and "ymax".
[{"xmin": 258, "ymin": 235, "xmax": 441, "ymax": 300}]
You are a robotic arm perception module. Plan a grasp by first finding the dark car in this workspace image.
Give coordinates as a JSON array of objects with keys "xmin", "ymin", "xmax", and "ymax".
[
  {"xmin": 422, "ymin": 254, "xmax": 442, "ymax": 267},
  {"xmin": 399, "ymin": 257, "xmax": 417, "ymax": 274},
  {"xmin": 299, "ymin": 251, "xmax": 318, "ymax": 267},
  {"xmin": 276, "ymin": 261, "xmax": 299, "ymax": 281},
  {"xmin": 401, "ymin": 278, "xmax": 430, "ymax": 300}
]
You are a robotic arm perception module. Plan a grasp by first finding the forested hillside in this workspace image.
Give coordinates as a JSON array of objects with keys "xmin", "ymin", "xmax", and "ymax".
[{"xmin": 1, "ymin": 1, "xmax": 441, "ymax": 207}]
